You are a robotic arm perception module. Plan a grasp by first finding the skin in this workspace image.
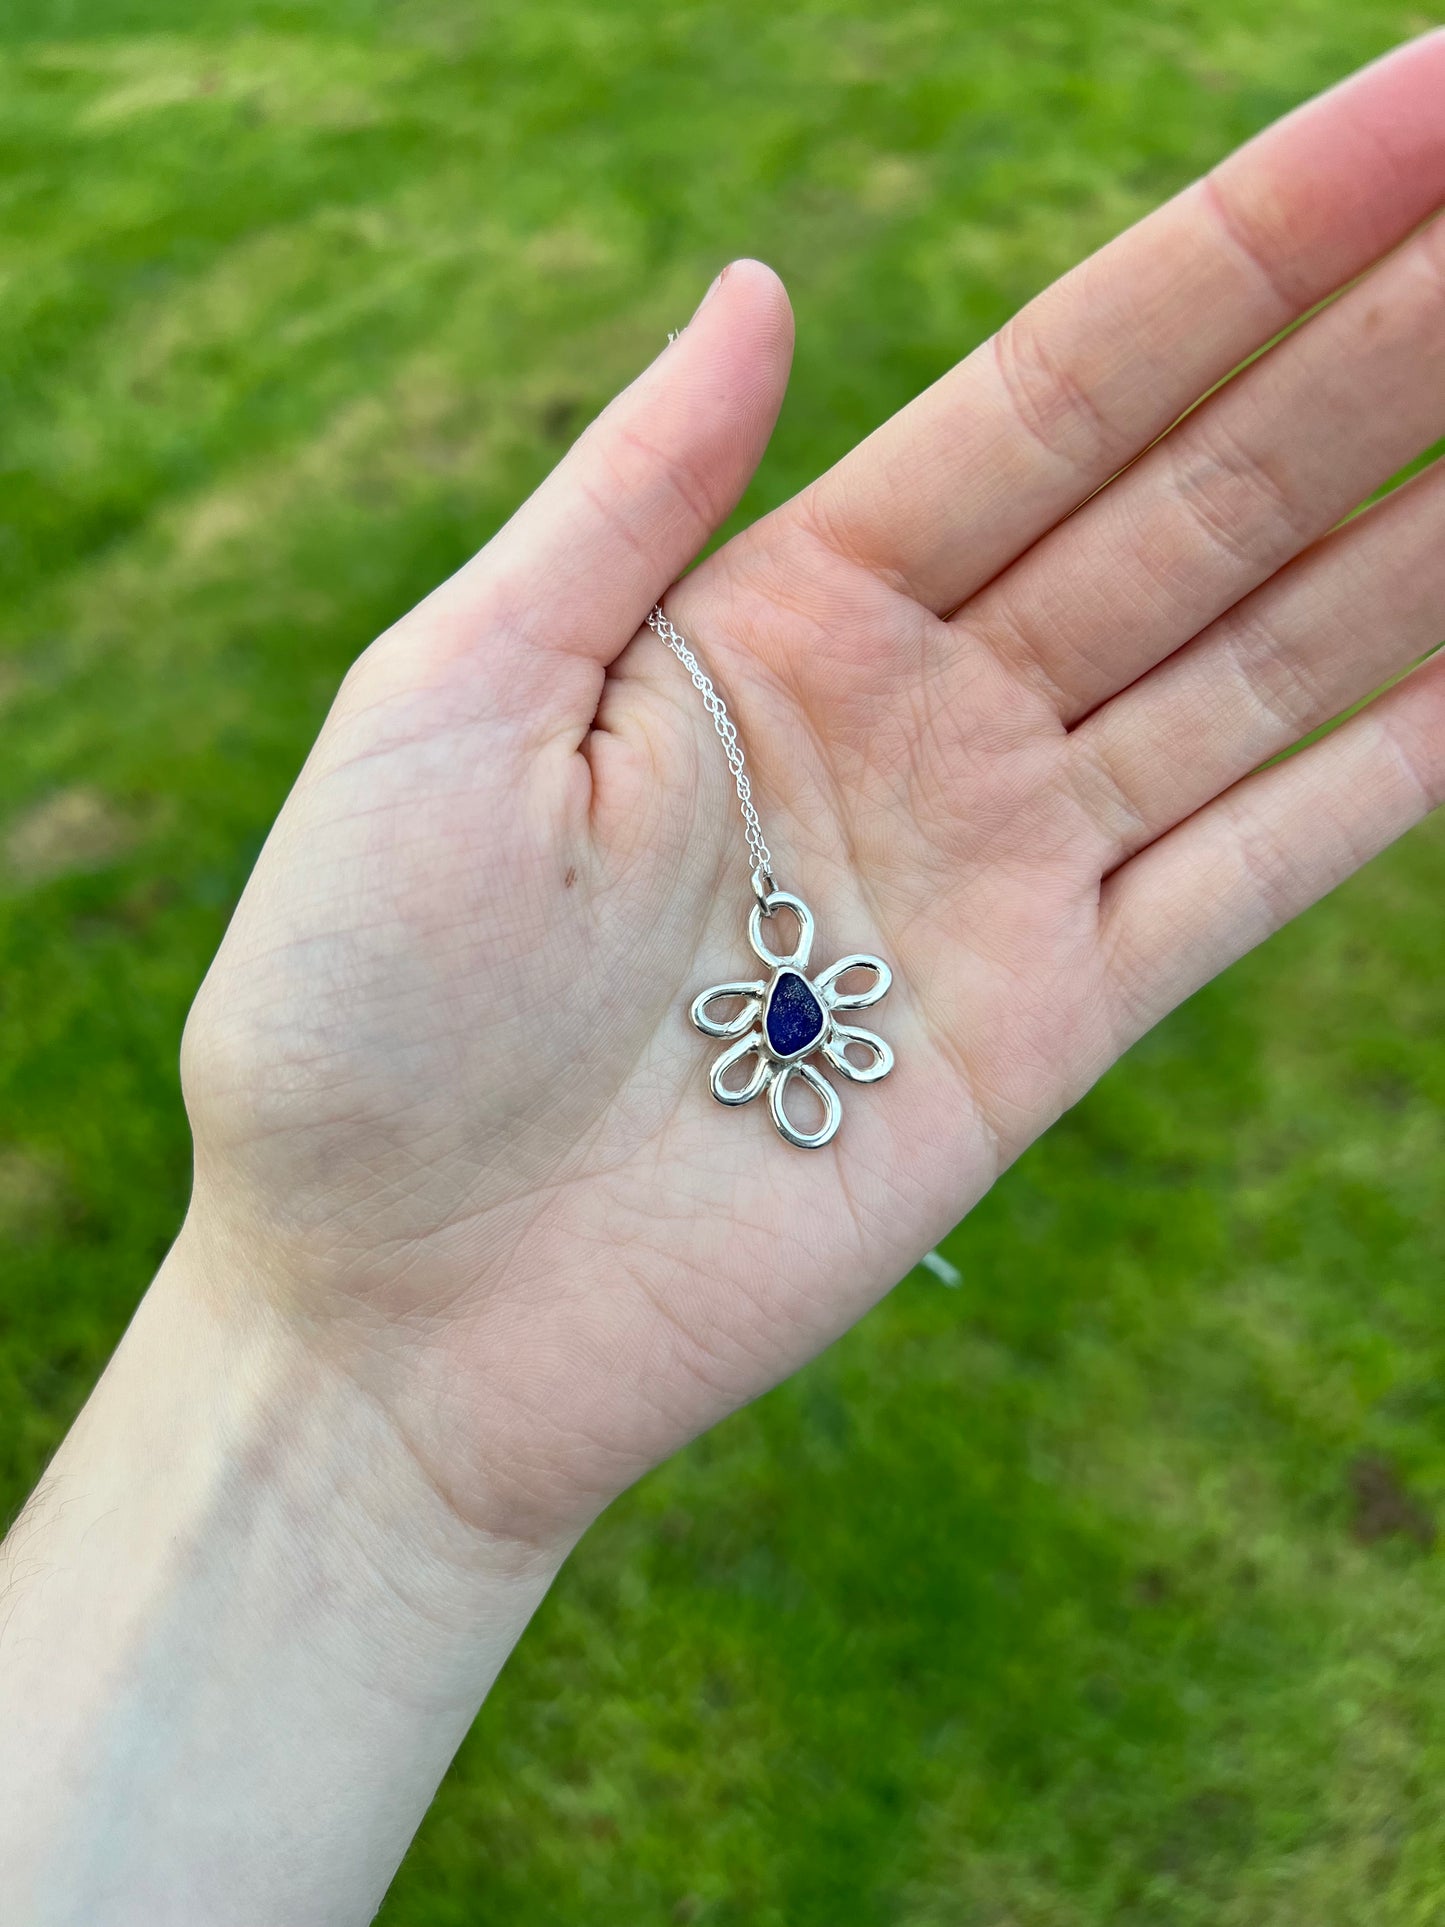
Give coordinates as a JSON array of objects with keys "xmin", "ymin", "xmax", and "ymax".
[{"xmin": 3, "ymin": 34, "xmax": 1445, "ymax": 1925}]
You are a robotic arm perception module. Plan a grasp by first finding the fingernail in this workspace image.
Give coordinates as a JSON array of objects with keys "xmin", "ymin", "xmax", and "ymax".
[
  {"xmin": 664, "ymin": 266, "xmax": 729, "ymax": 351},
  {"xmin": 691, "ymin": 262, "xmax": 731, "ymax": 319}
]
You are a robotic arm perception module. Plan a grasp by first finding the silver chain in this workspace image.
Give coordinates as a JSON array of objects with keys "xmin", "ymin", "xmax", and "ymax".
[{"xmin": 647, "ymin": 604, "xmax": 776, "ymax": 901}]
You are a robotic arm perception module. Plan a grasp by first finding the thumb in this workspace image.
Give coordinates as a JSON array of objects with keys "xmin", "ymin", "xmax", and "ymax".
[{"xmin": 416, "ymin": 259, "xmax": 795, "ymax": 742}]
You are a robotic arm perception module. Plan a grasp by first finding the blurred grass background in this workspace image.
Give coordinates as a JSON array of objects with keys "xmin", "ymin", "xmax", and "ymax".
[{"xmin": 3, "ymin": 1, "xmax": 1444, "ymax": 1920}]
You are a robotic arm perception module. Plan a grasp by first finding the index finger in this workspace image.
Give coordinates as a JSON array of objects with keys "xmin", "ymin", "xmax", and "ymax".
[{"xmin": 797, "ymin": 32, "xmax": 1445, "ymax": 617}]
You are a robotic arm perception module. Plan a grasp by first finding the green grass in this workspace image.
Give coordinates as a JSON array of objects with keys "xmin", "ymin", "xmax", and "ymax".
[{"xmin": 3, "ymin": 1, "xmax": 1443, "ymax": 1919}]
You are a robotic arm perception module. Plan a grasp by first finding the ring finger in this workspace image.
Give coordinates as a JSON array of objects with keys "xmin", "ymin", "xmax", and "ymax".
[{"xmin": 1066, "ymin": 454, "xmax": 1445, "ymax": 864}]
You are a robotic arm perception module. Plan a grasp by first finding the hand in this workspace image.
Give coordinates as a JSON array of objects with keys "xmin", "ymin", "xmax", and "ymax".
[{"xmin": 181, "ymin": 36, "xmax": 1445, "ymax": 1557}]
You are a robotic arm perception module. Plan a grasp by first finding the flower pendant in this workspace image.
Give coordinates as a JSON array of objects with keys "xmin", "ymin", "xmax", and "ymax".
[{"xmin": 690, "ymin": 888, "xmax": 894, "ymax": 1149}]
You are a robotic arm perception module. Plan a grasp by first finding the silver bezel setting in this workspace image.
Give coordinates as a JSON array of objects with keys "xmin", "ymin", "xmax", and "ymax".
[{"xmin": 690, "ymin": 887, "xmax": 894, "ymax": 1149}]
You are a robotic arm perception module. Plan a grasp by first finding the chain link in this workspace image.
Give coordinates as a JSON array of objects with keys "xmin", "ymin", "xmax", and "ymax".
[{"xmin": 647, "ymin": 604, "xmax": 776, "ymax": 898}]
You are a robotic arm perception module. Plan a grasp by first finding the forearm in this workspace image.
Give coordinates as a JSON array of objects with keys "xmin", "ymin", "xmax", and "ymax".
[{"xmin": 0, "ymin": 1229, "xmax": 562, "ymax": 1927}]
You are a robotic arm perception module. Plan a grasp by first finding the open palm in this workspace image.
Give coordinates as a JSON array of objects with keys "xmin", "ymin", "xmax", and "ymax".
[{"xmin": 184, "ymin": 39, "xmax": 1445, "ymax": 1553}]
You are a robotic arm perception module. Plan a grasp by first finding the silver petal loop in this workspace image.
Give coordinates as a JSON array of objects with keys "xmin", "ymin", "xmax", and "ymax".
[
  {"xmin": 690, "ymin": 981, "xmax": 765, "ymax": 1038},
  {"xmin": 814, "ymin": 953, "xmax": 891, "ymax": 1010},
  {"xmin": 769, "ymin": 1060, "xmax": 842, "ymax": 1149},
  {"xmin": 823, "ymin": 1022, "xmax": 894, "ymax": 1084},
  {"xmin": 748, "ymin": 890, "xmax": 815, "ymax": 972},
  {"xmin": 709, "ymin": 1029, "xmax": 772, "ymax": 1106}
]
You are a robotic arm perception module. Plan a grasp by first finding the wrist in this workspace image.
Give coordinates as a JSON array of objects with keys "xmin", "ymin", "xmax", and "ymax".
[
  {"xmin": 177, "ymin": 1167, "xmax": 641, "ymax": 1561},
  {"xmin": 164, "ymin": 1205, "xmax": 576, "ymax": 1588},
  {"xmin": 1, "ymin": 1226, "xmax": 564, "ymax": 1926}
]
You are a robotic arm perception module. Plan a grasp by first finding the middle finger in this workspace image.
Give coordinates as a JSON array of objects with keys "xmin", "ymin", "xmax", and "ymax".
[{"xmin": 953, "ymin": 211, "xmax": 1445, "ymax": 723}]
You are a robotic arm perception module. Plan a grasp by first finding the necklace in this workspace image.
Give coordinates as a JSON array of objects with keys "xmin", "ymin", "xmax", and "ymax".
[{"xmin": 648, "ymin": 604, "xmax": 894, "ymax": 1150}]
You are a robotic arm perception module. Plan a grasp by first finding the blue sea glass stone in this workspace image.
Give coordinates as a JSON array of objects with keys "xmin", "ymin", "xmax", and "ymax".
[{"xmin": 766, "ymin": 971, "xmax": 825, "ymax": 1057}]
